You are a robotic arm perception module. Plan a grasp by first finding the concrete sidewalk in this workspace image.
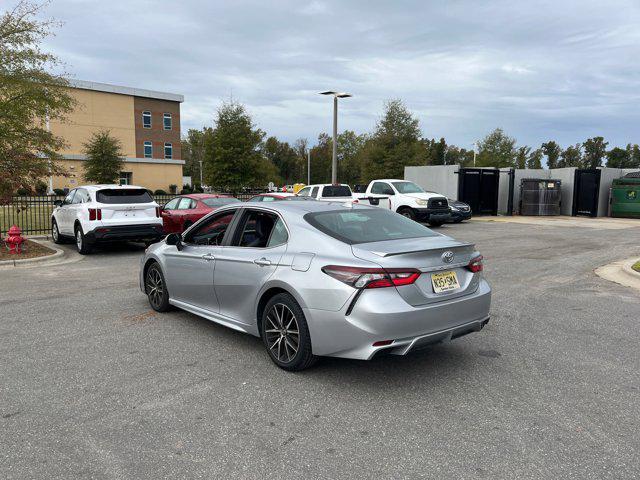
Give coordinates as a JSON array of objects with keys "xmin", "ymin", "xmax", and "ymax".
[{"xmin": 471, "ymin": 215, "xmax": 640, "ymax": 229}]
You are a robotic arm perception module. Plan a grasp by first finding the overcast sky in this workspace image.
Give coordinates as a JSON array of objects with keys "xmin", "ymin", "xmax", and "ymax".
[{"xmin": 37, "ymin": 0, "xmax": 640, "ymax": 149}]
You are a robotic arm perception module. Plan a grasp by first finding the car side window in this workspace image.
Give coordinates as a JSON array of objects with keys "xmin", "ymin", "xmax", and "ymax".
[
  {"xmin": 262, "ymin": 196, "xmax": 275, "ymax": 202},
  {"xmin": 248, "ymin": 196, "xmax": 263, "ymax": 202},
  {"xmin": 73, "ymin": 189, "xmax": 89, "ymax": 204},
  {"xmin": 177, "ymin": 198, "xmax": 192, "ymax": 210},
  {"xmin": 63, "ymin": 190, "xmax": 76, "ymax": 205},
  {"xmin": 267, "ymin": 218, "xmax": 288, "ymax": 247},
  {"xmin": 184, "ymin": 210, "xmax": 237, "ymax": 246},
  {"xmin": 297, "ymin": 187, "xmax": 311, "ymax": 197},
  {"xmin": 311, "ymin": 187, "xmax": 319, "ymax": 198},
  {"xmin": 164, "ymin": 198, "xmax": 180, "ymax": 210},
  {"xmin": 233, "ymin": 210, "xmax": 280, "ymax": 248}
]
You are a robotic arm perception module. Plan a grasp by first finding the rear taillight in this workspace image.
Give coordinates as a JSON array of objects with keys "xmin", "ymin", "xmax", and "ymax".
[
  {"xmin": 322, "ymin": 265, "xmax": 421, "ymax": 289},
  {"xmin": 155, "ymin": 207, "xmax": 161, "ymax": 218},
  {"xmin": 467, "ymin": 255, "xmax": 483, "ymax": 273},
  {"xmin": 88, "ymin": 208, "xmax": 102, "ymax": 221}
]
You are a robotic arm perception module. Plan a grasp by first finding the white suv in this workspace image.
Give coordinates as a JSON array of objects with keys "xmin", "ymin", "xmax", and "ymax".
[{"xmin": 51, "ymin": 184, "xmax": 164, "ymax": 254}]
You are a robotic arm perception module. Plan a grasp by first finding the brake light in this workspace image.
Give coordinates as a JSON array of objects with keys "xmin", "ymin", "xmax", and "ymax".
[
  {"xmin": 155, "ymin": 207, "xmax": 162, "ymax": 217},
  {"xmin": 88, "ymin": 208, "xmax": 102, "ymax": 221},
  {"xmin": 322, "ymin": 265, "xmax": 421, "ymax": 289},
  {"xmin": 467, "ymin": 255, "xmax": 483, "ymax": 273}
]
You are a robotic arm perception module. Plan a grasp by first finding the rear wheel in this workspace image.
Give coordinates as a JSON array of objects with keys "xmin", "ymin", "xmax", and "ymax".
[
  {"xmin": 428, "ymin": 221, "xmax": 444, "ymax": 227},
  {"xmin": 261, "ymin": 293, "xmax": 317, "ymax": 371},
  {"xmin": 75, "ymin": 225, "xmax": 92, "ymax": 254},
  {"xmin": 51, "ymin": 219, "xmax": 63, "ymax": 244},
  {"xmin": 145, "ymin": 263, "xmax": 170, "ymax": 312},
  {"xmin": 398, "ymin": 207, "xmax": 417, "ymax": 221}
]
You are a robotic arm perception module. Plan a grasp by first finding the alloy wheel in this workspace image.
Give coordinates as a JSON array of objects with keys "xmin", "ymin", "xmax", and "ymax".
[
  {"xmin": 146, "ymin": 268, "xmax": 164, "ymax": 309},
  {"xmin": 76, "ymin": 230, "xmax": 82, "ymax": 250},
  {"xmin": 52, "ymin": 223, "xmax": 59, "ymax": 242},
  {"xmin": 264, "ymin": 303, "xmax": 299, "ymax": 363}
]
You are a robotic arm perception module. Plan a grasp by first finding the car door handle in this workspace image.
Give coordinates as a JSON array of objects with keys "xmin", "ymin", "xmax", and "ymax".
[
  {"xmin": 254, "ymin": 258, "xmax": 272, "ymax": 266},
  {"xmin": 202, "ymin": 253, "xmax": 215, "ymax": 262}
]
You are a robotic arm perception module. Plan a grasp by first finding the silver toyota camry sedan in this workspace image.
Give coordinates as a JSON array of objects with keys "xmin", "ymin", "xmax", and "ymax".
[{"xmin": 140, "ymin": 201, "xmax": 491, "ymax": 371}]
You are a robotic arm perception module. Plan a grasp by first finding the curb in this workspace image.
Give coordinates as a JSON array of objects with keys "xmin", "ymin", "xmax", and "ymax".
[
  {"xmin": 595, "ymin": 257, "xmax": 640, "ymax": 292},
  {"xmin": 0, "ymin": 239, "xmax": 64, "ymax": 267}
]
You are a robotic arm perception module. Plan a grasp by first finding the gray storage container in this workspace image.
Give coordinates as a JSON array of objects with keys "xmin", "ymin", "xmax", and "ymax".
[{"xmin": 520, "ymin": 178, "xmax": 562, "ymax": 215}]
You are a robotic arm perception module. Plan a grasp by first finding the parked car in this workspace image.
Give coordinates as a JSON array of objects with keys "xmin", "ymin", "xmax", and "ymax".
[
  {"xmin": 51, "ymin": 184, "xmax": 164, "ymax": 254},
  {"xmin": 140, "ymin": 202, "xmax": 491, "ymax": 371},
  {"xmin": 296, "ymin": 183, "xmax": 355, "ymax": 202},
  {"xmin": 447, "ymin": 198, "xmax": 472, "ymax": 223},
  {"xmin": 354, "ymin": 179, "xmax": 451, "ymax": 226},
  {"xmin": 247, "ymin": 193, "xmax": 297, "ymax": 202},
  {"xmin": 161, "ymin": 194, "xmax": 240, "ymax": 234}
]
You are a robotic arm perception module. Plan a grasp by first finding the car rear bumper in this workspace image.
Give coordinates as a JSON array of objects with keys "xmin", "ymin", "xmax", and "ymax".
[
  {"xmin": 304, "ymin": 278, "xmax": 491, "ymax": 360},
  {"xmin": 86, "ymin": 223, "xmax": 164, "ymax": 243},
  {"xmin": 414, "ymin": 208, "xmax": 451, "ymax": 222},
  {"xmin": 449, "ymin": 210, "xmax": 472, "ymax": 222}
]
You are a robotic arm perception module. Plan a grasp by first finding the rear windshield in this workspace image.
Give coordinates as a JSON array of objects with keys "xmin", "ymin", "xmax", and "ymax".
[
  {"xmin": 96, "ymin": 189, "xmax": 153, "ymax": 204},
  {"xmin": 202, "ymin": 197, "xmax": 241, "ymax": 207},
  {"xmin": 304, "ymin": 208, "xmax": 437, "ymax": 245},
  {"xmin": 321, "ymin": 185, "xmax": 352, "ymax": 198}
]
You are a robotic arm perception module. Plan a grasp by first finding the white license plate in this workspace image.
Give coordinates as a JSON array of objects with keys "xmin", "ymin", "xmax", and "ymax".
[{"xmin": 431, "ymin": 271, "xmax": 460, "ymax": 293}]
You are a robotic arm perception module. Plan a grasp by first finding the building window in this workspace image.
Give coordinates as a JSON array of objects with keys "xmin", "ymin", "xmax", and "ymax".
[
  {"xmin": 142, "ymin": 111, "xmax": 151, "ymax": 128},
  {"xmin": 164, "ymin": 142, "xmax": 173, "ymax": 159},
  {"xmin": 119, "ymin": 172, "xmax": 132, "ymax": 185},
  {"xmin": 163, "ymin": 113, "xmax": 172, "ymax": 130},
  {"xmin": 143, "ymin": 141, "xmax": 152, "ymax": 158}
]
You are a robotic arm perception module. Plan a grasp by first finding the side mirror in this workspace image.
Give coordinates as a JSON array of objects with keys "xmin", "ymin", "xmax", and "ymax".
[
  {"xmin": 165, "ymin": 233, "xmax": 183, "ymax": 251},
  {"xmin": 54, "ymin": 200, "xmax": 63, "ymax": 207}
]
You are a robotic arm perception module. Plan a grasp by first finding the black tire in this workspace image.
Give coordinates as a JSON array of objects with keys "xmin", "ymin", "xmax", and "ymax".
[
  {"xmin": 74, "ymin": 224, "xmax": 92, "ymax": 254},
  {"xmin": 145, "ymin": 262, "xmax": 171, "ymax": 312},
  {"xmin": 398, "ymin": 207, "xmax": 417, "ymax": 221},
  {"xmin": 260, "ymin": 293, "xmax": 317, "ymax": 371},
  {"xmin": 51, "ymin": 219, "xmax": 63, "ymax": 244},
  {"xmin": 453, "ymin": 218, "xmax": 464, "ymax": 224},
  {"xmin": 428, "ymin": 221, "xmax": 444, "ymax": 227}
]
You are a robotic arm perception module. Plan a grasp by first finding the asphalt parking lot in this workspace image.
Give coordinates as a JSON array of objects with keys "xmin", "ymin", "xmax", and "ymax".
[{"xmin": 1, "ymin": 219, "xmax": 640, "ymax": 479}]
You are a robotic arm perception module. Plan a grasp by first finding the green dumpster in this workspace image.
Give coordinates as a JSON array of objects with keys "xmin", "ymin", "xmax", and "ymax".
[{"xmin": 611, "ymin": 172, "xmax": 640, "ymax": 218}]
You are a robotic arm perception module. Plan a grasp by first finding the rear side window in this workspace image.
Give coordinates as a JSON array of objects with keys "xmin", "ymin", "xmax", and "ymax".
[
  {"xmin": 96, "ymin": 189, "xmax": 153, "ymax": 204},
  {"xmin": 321, "ymin": 185, "xmax": 352, "ymax": 197},
  {"xmin": 304, "ymin": 208, "xmax": 437, "ymax": 245},
  {"xmin": 233, "ymin": 210, "xmax": 285, "ymax": 248},
  {"xmin": 297, "ymin": 187, "xmax": 311, "ymax": 197},
  {"xmin": 201, "ymin": 198, "xmax": 240, "ymax": 207}
]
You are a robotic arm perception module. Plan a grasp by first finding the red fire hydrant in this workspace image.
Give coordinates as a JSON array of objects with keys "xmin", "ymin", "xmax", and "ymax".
[{"xmin": 6, "ymin": 225, "xmax": 26, "ymax": 254}]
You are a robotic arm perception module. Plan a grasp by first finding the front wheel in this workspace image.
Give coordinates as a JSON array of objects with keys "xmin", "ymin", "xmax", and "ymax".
[
  {"xmin": 428, "ymin": 221, "xmax": 444, "ymax": 227},
  {"xmin": 145, "ymin": 263, "xmax": 171, "ymax": 312},
  {"xmin": 261, "ymin": 293, "xmax": 317, "ymax": 371},
  {"xmin": 52, "ymin": 219, "xmax": 63, "ymax": 244},
  {"xmin": 75, "ymin": 225, "xmax": 92, "ymax": 254},
  {"xmin": 398, "ymin": 207, "xmax": 417, "ymax": 221}
]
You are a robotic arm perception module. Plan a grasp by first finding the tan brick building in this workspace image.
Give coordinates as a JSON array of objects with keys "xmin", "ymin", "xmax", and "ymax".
[{"xmin": 49, "ymin": 80, "xmax": 184, "ymax": 192}]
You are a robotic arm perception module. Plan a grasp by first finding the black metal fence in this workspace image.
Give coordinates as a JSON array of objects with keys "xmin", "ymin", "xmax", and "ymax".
[{"xmin": 0, "ymin": 192, "xmax": 261, "ymax": 236}]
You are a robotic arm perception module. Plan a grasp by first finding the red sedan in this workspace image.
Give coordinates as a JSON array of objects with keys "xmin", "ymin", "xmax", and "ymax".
[{"xmin": 161, "ymin": 194, "xmax": 240, "ymax": 233}]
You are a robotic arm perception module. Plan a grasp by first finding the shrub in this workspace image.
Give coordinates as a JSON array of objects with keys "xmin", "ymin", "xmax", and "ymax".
[
  {"xmin": 193, "ymin": 183, "xmax": 204, "ymax": 193},
  {"xmin": 53, "ymin": 188, "xmax": 66, "ymax": 196},
  {"xmin": 154, "ymin": 189, "xmax": 167, "ymax": 195},
  {"xmin": 35, "ymin": 181, "xmax": 48, "ymax": 195},
  {"xmin": 16, "ymin": 187, "xmax": 30, "ymax": 196},
  {"xmin": 169, "ymin": 184, "xmax": 177, "ymax": 194}
]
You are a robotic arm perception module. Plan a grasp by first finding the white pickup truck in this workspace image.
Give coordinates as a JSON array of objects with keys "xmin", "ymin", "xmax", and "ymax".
[
  {"xmin": 296, "ymin": 184, "xmax": 356, "ymax": 202},
  {"xmin": 353, "ymin": 179, "xmax": 451, "ymax": 226}
]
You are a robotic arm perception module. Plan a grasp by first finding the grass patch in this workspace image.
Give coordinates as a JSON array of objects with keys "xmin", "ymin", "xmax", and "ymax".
[{"xmin": 633, "ymin": 260, "xmax": 640, "ymax": 273}]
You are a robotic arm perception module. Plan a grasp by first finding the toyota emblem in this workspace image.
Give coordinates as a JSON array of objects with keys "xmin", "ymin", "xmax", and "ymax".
[{"xmin": 442, "ymin": 251, "xmax": 454, "ymax": 264}]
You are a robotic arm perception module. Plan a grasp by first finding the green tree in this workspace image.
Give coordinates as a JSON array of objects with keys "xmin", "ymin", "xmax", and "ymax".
[
  {"xmin": 559, "ymin": 144, "xmax": 582, "ymax": 167},
  {"xmin": 82, "ymin": 131, "xmax": 125, "ymax": 183},
  {"xmin": 626, "ymin": 144, "xmax": 640, "ymax": 168},
  {"xmin": 309, "ymin": 133, "xmax": 332, "ymax": 184},
  {"xmin": 360, "ymin": 99, "xmax": 426, "ymax": 181},
  {"xmin": 338, "ymin": 130, "xmax": 367, "ymax": 185},
  {"xmin": 515, "ymin": 146, "xmax": 531, "ymax": 169},
  {"xmin": 292, "ymin": 138, "xmax": 308, "ymax": 183},
  {"xmin": 582, "ymin": 136, "xmax": 608, "ymax": 169},
  {"xmin": 605, "ymin": 146, "xmax": 629, "ymax": 168},
  {"xmin": 182, "ymin": 128, "xmax": 210, "ymax": 182},
  {"xmin": 541, "ymin": 141, "xmax": 561, "ymax": 169},
  {"xmin": 441, "ymin": 145, "xmax": 473, "ymax": 167},
  {"xmin": 0, "ymin": 1, "xmax": 75, "ymax": 201},
  {"xmin": 203, "ymin": 101, "xmax": 266, "ymax": 190},
  {"xmin": 475, "ymin": 128, "xmax": 516, "ymax": 168},
  {"xmin": 526, "ymin": 148, "xmax": 543, "ymax": 169},
  {"xmin": 262, "ymin": 136, "xmax": 299, "ymax": 184}
]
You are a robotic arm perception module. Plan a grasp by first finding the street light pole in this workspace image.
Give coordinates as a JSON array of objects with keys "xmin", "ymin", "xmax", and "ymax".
[
  {"xmin": 319, "ymin": 91, "xmax": 351, "ymax": 184},
  {"xmin": 307, "ymin": 149, "xmax": 311, "ymax": 185}
]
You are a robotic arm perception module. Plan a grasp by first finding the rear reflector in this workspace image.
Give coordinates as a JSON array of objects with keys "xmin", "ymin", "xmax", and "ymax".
[
  {"xmin": 88, "ymin": 208, "xmax": 102, "ymax": 221},
  {"xmin": 322, "ymin": 265, "xmax": 421, "ymax": 289},
  {"xmin": 373, "ymin": 340, "xmax": 393, "ymax": 347},
  {"xmin": 467, "ymin": 255, "xmax": 483, "ymax": 273}
]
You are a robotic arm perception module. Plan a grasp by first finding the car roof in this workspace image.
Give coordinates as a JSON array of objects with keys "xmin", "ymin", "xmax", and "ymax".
[
  {"xmin": 303, "ymin": 184, "xmax": 351, "ymax": 188},
  {"xmin": 257, "ymin": 192, "xmax": 295, "ymax": 197},
  {"xmin": 78, "ymin": 184, "xmax": 147, "ymax": 191},
  {"xmin": 183, "ymin": 193, "xmax": 233, "ymax": 199},
  {"xmin": 216, "ymin": 198, "xmax": 375, "ymax": 216}
]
